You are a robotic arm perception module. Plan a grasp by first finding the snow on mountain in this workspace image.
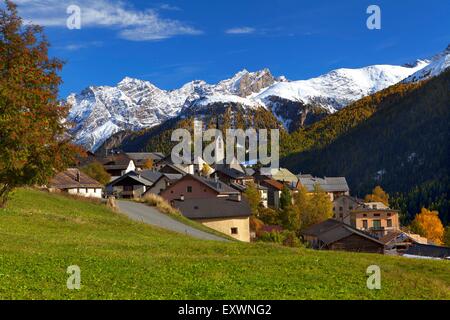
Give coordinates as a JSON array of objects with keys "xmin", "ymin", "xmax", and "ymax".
[
  {"xmin": 404, "ymin": 45, "xmax": 450, "ymax": 83},
  {"xmin": 253, "ymin": 62, "xmax": 428, "ymax": 113},
  {"xmin": 68, "ymin": 53, "xmax": 436, "ymax": 151}
]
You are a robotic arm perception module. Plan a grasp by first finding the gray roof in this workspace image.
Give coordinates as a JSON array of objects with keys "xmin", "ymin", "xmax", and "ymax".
[
  {"xmin": 173, "ymin": 197, "xmax": 251, "ymax": 219},
  {"xmin": 404, "ymin": 244, "xmax": 450, "ymax": 259},
  {"xmin": 107, "ymin": 171, "xmax": 154, "ymax": 187},
  {"xmin": 299, "ymin": 176, "xmax": 349, "ymax": 193},
  {"xmin": 190, "ymin": 175, "xmax": 239, "ymax": 195},
  {"xmin": 125, "ymin": 152, "xmax": 165, "ymax": 161},
  {"xmin": 214, "ymin": 165, "xmax": 248, "ymax": 179},
  {"xmin": 244, "ymin": 168, "xmax": 255, "ymax": 176},
  {"xmin": 301, "ymin": 219, "xmax": 384, "ymax": 246},
  {"xmin": 139, "ymin": 170, "xmax": 163, "ymax": 183}
]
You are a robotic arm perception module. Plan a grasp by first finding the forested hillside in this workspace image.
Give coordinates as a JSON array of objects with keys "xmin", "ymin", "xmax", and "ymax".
[{"xmin": 282, "ymin": 69, "xmax": 450, "ymax": 224}]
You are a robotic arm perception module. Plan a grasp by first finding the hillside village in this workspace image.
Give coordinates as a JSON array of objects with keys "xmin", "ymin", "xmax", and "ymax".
[{"xmin": 47, "ymin": 144, "xmax": 450, "ymax": 260}]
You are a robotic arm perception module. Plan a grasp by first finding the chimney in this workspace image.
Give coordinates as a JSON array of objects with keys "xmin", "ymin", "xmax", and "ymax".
[{"xmin": 180, "ymin": 194, "xmax": 185, "ymax": 201}]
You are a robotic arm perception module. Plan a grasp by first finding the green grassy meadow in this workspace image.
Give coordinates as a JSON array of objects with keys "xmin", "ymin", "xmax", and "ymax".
[{"xmin": 0, "ymin": 189, "xmax": 449, "ymax": 300}]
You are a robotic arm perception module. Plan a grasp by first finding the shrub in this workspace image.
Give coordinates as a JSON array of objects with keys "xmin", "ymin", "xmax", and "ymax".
[
  {"xmin": 258, "ymin": 230, "xmax": 302, "ymax": 248},
  {"xmin": 140, "ymin": 193, "xmax": 181, "ymax": 216}
]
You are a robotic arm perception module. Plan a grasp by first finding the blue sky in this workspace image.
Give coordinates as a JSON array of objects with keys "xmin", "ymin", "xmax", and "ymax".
[{"xmin": 13, "ymin": 0, "xmax": 450, "ymax": 97}]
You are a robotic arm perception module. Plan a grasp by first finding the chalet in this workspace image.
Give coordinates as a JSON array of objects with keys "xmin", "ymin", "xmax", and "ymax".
[
  {"xmin": 297, "ymin": 175, "xmax": 350, "ymax": 201},
  {"xmin": 350, "ymin": 207, "xmax": 400, "ymax": 239},
  {"xmin": 403, "ymin": 243, "xmax": 450, "ymax": 260},
  {"xmin": 333, "ymin": 195, "xmax": 365, "ymax": 224},
  {"xmin": 161, "ymin": 174, "xmax": 239, "ymax": 202},
  {"xmin": 106, "ymin": 171, "xmax": 153, "ymax": 199},
  {"xmin": 213, "ymin": 164, "xmax": 254, "ymax": 185},
  {"xmin": 301, "ymin": 219, "xmax": 385, "ymax": 254},
  {"xmin": 255, "ymin": 167, "xmax": 298, "ymax": 185},
  {"xmin": 98, "ymin": 153, "xmax": 136, "ymax": 179},
  {"xmin": 172, "ymin": 196, "xmax": 252, "ymax": 242},
  {"xmin": 49, "ymin": 168, "xmax": 103, "ymax": 199},
  {"xmin": 125, "ymin": 152, "xmax": 165, "ymax": 170},
  {"xmin": 260, "ymin": 179, "xmax": 284, "ymax": 209},
  {"xmin": 145, "ymin": 173, "xmax": 183, "ymax": 195},
  {"xmin": 380, "ymin": 230, "xmax": 428, "ymax": 255}
]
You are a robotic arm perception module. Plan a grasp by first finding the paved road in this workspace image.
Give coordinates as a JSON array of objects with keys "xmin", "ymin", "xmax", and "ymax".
[{"xmin": 117, "ymin": 200, "xmax": 228, "ymax": 242}]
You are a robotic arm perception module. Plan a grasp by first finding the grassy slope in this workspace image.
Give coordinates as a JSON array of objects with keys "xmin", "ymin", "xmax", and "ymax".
[{"xmin": 0, "ymin": 189, "xmax": 449, "ymax": 300}]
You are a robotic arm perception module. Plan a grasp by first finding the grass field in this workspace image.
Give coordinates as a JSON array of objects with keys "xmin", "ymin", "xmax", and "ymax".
[{"xmin": 0, "ymin": 189, "xmax": 449, "ymax": 300}]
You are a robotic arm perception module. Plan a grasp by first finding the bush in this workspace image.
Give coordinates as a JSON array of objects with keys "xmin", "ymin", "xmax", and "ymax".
[
  {"xmin": 258, "ymin": 230, "xmax": 302, "ymax": 248},
  {"xmin": 140, "ymin": 193, "xmax": 181, "ymax": 217}
]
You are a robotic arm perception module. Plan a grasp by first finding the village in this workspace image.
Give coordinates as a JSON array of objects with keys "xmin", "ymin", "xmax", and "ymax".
[{"xmin": 47, "ymin": 142, "xmax": 450, "ymax": 261}]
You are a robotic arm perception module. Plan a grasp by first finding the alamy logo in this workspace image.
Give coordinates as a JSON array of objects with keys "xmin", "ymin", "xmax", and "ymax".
[
  {"xmin": 66, "ymin": 265, "xmax": 81, "ymax": 290},
  {"xmin": 66, "ymin": 5, "xmax": 81, "ymax": 30},
  {"xmin": 171, "ymin": 120, "xmax": 279, "ymax": 175},
  {"xmin": 366, "ymin": 265, "xmax": 381, "ymax": 290},
  {"xmin": 366, "ymin": 5, "xmax": 381, "ymax": 30}
]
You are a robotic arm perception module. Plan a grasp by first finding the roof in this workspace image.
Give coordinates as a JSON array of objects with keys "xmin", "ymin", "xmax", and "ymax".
[
  {"xmin": 138, "ymin": 170, "xmax": 163, "ymax": 183},
  {"xmin": 244, "ymin": 168, "xmax": 255, "ymax": 176},
  {"xmin": 149, "ymin": 173, "xmax": 183, "ymax": 187},
  {"xmin": 172, "ymin": 197, "xmax": 251, "ymax": 219},
  {"xmin": 261, "ymin": 179, "xmax": 284, "ymax": 191},
  {"xmin": 189, "ymin": 175, "xmax": 239, "ymax": 195},
  {"xmin": 298, "ymin": 176, "xmax": 349, "ymax": 193},
  {"xmin": 404, "ymin": 243, "xmax": 450, "ymax": 259},
  {"xmin": 264, "ymin": 168, "xmax": 298, "ymax": 183},
  {"xmin": 98, "ymin": 153, "xmax": 132, "ymax": 166},
  {"xmin": 301, "ymin": 219, "xmax": 384, "ymax": 246},
  {"xmin": 333, "ymin": 195, "xmax": 365, "ymax": 205},
  {"xmin": 107, "ymin": 171, "xmax": 154, "ymax": 187},
  {"xmin": 125, "ymin": 152, "xmax": 165, "ymax": 161},
  {"xmin": 214, "ymin": 165, "xmax": 249, "ymax": 179},
  {"xmin": 160, "ymin": 163, "xmax": 188, "ymax": 175},
  {"xmin": 50, "ymin": 169, "xmax": 103, "ymax": 189}
]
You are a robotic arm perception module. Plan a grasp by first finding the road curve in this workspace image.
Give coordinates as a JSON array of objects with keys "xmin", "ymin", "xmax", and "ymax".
[{"xmin": 116, "ymin": 200, "xmax": 229, "ymax": 242}]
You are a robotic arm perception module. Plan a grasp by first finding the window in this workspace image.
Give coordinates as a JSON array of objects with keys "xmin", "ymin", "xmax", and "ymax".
[
  {"xmin": 363, "ymin": 214, "xmax": 367, "ymax": 217},
  {"xmin": 373, "ymin": 220, "xmax": 382, "ymax": 229},
  {"xmin": 349, "ymin": 206, "xmax": 353, "ymax": 210},
  {"xmin": 362, "ymin": 220, "xmax": 368, "ymax": 229},
  {"xmin": 387, "ymin": 213, "xmax": 392, "ymax": 217},
  {"xmin": 387, "ymin": 219, "xmax": 392, "ymax": 228},
  {"xmin": 187, "ymin": 186, "xmax": 193, "ymax": 193},
  {"xmin": 339, "ymin": 213, "xmax": 343, "ymax": 218},
  {"xmin": 339, "ymin": 206, "xmax": 343, "ymax": 211},
  {"xmin": 124, "ymin": 185, "xmax": 133, "ymax": 191},
  {"xmin": 374, "ymin": 213, "xmax": 380, "ymax": 217},
  {"xmin": 231, "ymin": 227, "xmax": 238, "ymax": 235}
]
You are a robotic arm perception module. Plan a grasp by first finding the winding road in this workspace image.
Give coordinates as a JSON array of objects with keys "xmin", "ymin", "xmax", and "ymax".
[{"xmin": 116, "ymin": 200, "xmax": 229, "ymax": 242}]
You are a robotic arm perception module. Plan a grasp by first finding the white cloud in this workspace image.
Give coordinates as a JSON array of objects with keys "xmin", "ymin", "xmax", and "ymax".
[
  {"xmin": 225, "ymin": 27, "xmax": 256, "ymax": 35},
  {"xmin": 14, "ymin": 0, "xmax": 202, "ymax": 41}
]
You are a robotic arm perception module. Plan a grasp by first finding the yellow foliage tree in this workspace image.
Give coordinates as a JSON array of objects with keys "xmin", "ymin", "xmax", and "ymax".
[
  {"xmin": 142, "ymin": 159, "xmax": 154, "ymax": 170},
  {"xmin": 410, "ymin": 208, "xmax": 444, "ymax": 245},
  {"xmin": 365, "ymin": 186, "xmax": 389, "ymax": 206}
]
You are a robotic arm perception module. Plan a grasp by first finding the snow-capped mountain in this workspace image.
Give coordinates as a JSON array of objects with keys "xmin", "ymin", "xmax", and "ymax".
[
  {"xmin": 68, "ymin": 52, "xmax": 438, "ymax": 151},
  {"xmin": 404, "ymin": 45, "xmax": 450, "ymax": 83},
  {"xmin": 253, "ymin": 62, "xmax": 428, "ymax": 113},
  {"xmin": 68, "ymin": 69, "xmax": 279, "ymax": 151}
]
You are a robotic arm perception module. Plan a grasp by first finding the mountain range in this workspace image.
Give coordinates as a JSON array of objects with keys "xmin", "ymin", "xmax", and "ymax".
[{"xmin": 66, "ymin": 46, "xmax": 450, "ymax": 151}]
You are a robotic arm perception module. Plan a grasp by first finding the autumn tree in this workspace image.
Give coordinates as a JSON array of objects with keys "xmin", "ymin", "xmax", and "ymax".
[
  {"xmin": 299, "ymin": 184, "xmax": 333, "ymax": 230},
  {"xmin": 243, "ymin": 181, "xmax": 262, "ymax": 216},
  {"xmin": 0, "ymin": 1, "xmax": 77, "ymax": 206},
  {"xmin": 81, "ymin": 162, "xmax": 111, "ymax": 185},
  {"xmin": 410, "ymin": 208, "xmax": 445, "ymax": 245},
  {"xmin": 142, "ymin": 158, "xmax": 154, "ymax": 170},
  {"xmin": 444, "ymin": 227, "xmax": 450, "ymax": 247},
  {"xmin": 365, "ymin": 186, "xmax": 389, "ymax": 206}
]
